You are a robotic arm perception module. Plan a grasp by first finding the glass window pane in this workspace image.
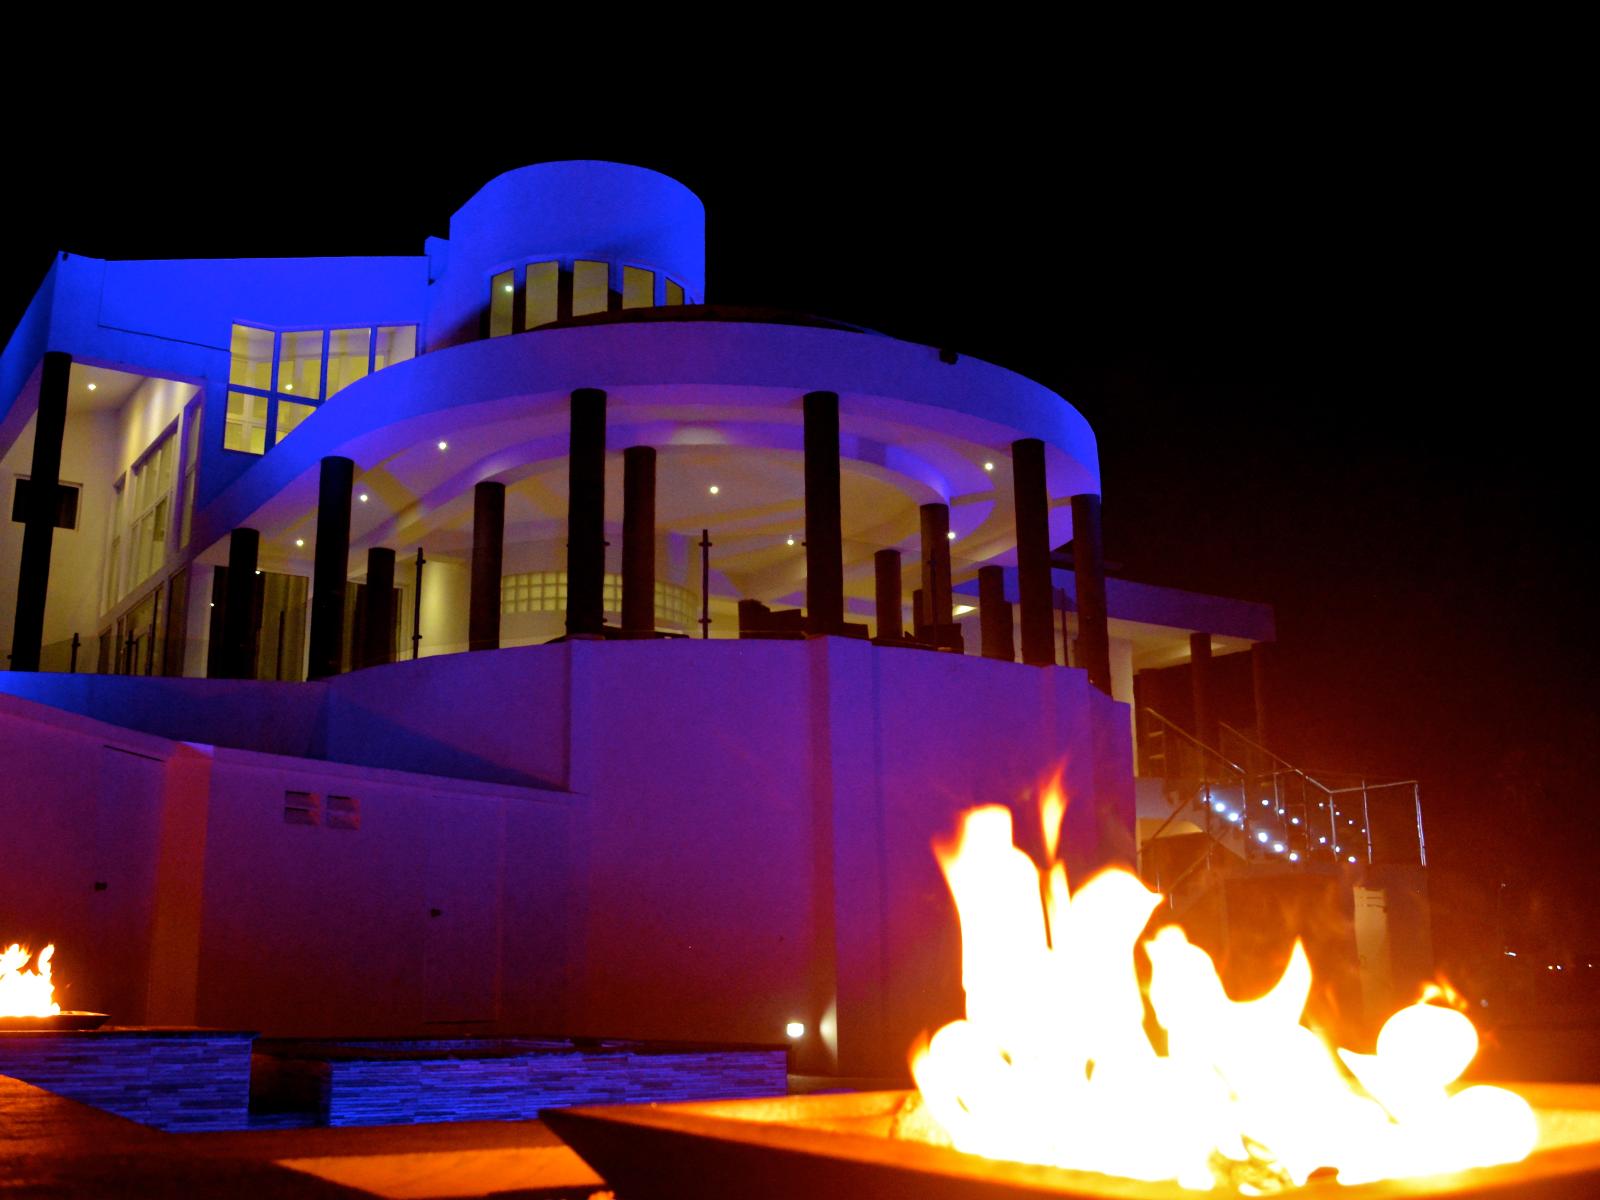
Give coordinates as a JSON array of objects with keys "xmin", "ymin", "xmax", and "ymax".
[
  {"xmin": 623, "ymin": 266, "xmax": 654, "ymax": 309},
  {"xmin": 185, "ymin": 407, "xmax": 202, "ymax": 463},
  {"xmin": 225, "ymin": 391, "xmax": 267, "ymax": 454},
  {"xmin": 572, "ymin": 260, "xmax": 609, "ymax": 317},
  {"xmin": 328, "ymin": 327, "xmax": 372, "ymax": 396},
  {"xmin": 489, "ymin": 270, "xmax": 515, "ymax": 336},
  {"xmin": 277, "ymin": 330, "xmax": 324, "ymax": 399},
  {"xmin": 664, "ymin": 279, "xmax": 685, "ymax": 306},
  {"xmin": 229, "ymin": 325, "xmax": 274, "ymax": 389},
  {"xmin": 180, "ymin": 471, "xmax": 195, "ymax": 549},
  {"xmin": 275, "ymin": 399, "xmax": 315, "ymax": 443},
  {"xmin": 374, "ymin": 325, "xmax": 416, "ymax": 370},
  {"xmin": 524, "ymin": 262, "xmax": 559, "ymax": 329}
]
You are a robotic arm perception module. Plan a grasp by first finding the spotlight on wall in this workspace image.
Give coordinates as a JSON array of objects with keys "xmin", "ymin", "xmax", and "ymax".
[
  {"xmin": 359, "ymin": 493, "xmax": 369, "ymax": 503},
  {"xmin": 952, "ymin": 604, "xmax": 975, "ymax": 617},
  {"xmin": 786, "ymin": 536, "xmax": 795, "ymax": 546},
  {"xmin": 983, "ymin": 461, "xmax": 994, "ymax": 471},
  {"xmin": 437, "ymin": 440, "xmax": 448, "ymax": 451},
  {"xmin": 946, "ymin": 530, "xmax": 956, "ymax": 540},
  {"xmin": 786, "ymin": 1021, "xmax": 805, "ymax": 1039},
  {"xmin": 503, "ymin": 283, "xmax": 513, "ymax": 294},
  {"xmin": 295, "ymin": 538, "xmax": 304, "ymax": 548},
  {"xmin": 86, "ymin": 382, "xmax": 97, "ymax": 391}
]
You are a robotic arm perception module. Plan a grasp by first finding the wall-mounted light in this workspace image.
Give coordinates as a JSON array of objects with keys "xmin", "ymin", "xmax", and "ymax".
[
  {"xmin": 946, "ymin": 530, "xmax": 956, "ymax": 541},
  {"xmin": 295, "ymin": 538, "xmax": 305, "ymax": 548},
  {"xmin": 86, "ymin": 382, "xmax": 97, "ymax": 392},
  {"xmin": 983, "ymin": 461, "xmax": 994, "ymax": 472},
  {"xmin": 786, "ymin": 1021, "xmax": 805, "ymax": 1039},
  {"xmin": 786, "ymin": 536, "xmax": 795, "ymax": 546},
  {"xmin": 437, "ymin": 441, "xmax": 448, "ymax": 451},
  {"xmin": 708, "ymin": 485, "xmax": 720, "ymax": 495},
  {"xmin": 359, "ymin": 493, "xmax": 369, "ymax": 503}
]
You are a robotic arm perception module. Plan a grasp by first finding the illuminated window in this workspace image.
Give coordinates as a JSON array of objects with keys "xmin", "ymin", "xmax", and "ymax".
[
  {"xmin": 115, "ymin": 428, "xmax": 178, "ymax": 596},
  {"xmin": 229, "ymin": 324, "xmax": 274, "ymax": 390},
  {"xmin": 664, "ymin": 278, "xmax": 685, "ymax": 306},
  {"xmin": 327, "ymin": 328, "xmax": 372, "ymax": 396},
  {"xmin": 373, "ymin": 325, "xmax": 416, "ymax": 370},
  {"xmin": 277, "ymin": 330, "xmax": 325, "ymax": 399},
  {"xmin": 524, "ymin": 261, "xmax": 559, "ymax": 329},
  {"xmin": 225, "ymin": 391, "xmax": 268, "ymax": 454},
  {"xmin": 275, "ymin": 400, "xmax": 315, "ymax": 444},
  {"xmin": 225, "ymin": 322, "xmax": 417, "ymax": 454},
  {"xmin": 489, "ymin": 269, "xmax": 515, "ymax": 336},
  {"xmin": 623, "ymin": 266, "xmax": 654, "ymax": 309},
  {"xmin": 572, "ymin": 260, "xmax": 609, "ymax": 317},
  {"xmin": 179, "ymin": 405, "xmax": 201, "ymax": 549}
]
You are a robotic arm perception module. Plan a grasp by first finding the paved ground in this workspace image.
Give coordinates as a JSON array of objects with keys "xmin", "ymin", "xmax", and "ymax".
[{"xmin": 0, "ymin": 1074, "xmax": 606, "ymax": 1199}]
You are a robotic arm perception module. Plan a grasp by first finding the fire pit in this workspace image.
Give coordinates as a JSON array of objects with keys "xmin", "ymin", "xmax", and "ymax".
[
  {"xmin": 542, "ymin": 1085, "xmax": 1600, "ymax": 1199},
  {"xmin": 0, "ymin": 942, "xmax": 106, "ymax": 1030},
  {"xmin": 555, "ymin": 785, "xmax": 1589, "ymax": 1196}
]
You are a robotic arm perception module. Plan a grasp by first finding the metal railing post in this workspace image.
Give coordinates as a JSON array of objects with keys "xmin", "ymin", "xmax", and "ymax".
[
  {"xmin": 1414, "ymin": 783, "xmax": 1428, "ymax": 866},
  {"xmin": 411, "ymin": 548, "xmax": 425, "ymax": 659},
  {"xmin": 1361, "ymin": 780, "xmax": 1374, "ymax": 865}
]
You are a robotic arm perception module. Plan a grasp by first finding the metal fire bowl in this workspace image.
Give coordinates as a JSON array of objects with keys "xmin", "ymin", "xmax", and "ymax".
[
  {"xmin": 0, "ymin": 1011, "xmax": 109, "ymax": 1032},
  {"xmin": 542, "ymin": 1086, "xmax": 1600, "ymax": 1200}
]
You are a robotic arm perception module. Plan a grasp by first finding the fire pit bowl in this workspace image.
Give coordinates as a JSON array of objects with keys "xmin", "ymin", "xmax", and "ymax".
[
  {"xmin": 0, "ymin": 1011, "xmax": 108, "ymax": 1032},
  {"xmin": 541, "ymin": 1085, "xmax": 1600, "ymax": 1199}
]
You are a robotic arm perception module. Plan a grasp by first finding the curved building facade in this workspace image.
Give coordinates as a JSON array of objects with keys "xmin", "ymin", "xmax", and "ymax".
[{"xmin": 0, "ymin": 162, "xmax": 1297, "ymax": 1074}]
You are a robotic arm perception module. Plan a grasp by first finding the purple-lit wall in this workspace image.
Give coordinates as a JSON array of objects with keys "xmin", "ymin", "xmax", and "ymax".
[{"xmin": 0, "ymin": 640, "xmax": 1132, "ymax": 1076}]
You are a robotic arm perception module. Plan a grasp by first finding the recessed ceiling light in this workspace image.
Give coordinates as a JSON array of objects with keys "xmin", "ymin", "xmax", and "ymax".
[
  {"xmin": 86, "ymin": 382, "xmax": 97, "ymax": 392},
  {"xmin": 983, "ymin": 461, "xmax": 993, "ymax": 471},
  {"xmin": 708, "ymin": 485, "xmax": 719, "ymax": 495},
  {"xmin": 437, "ymin": 440, "xmax": 448, "ymax": 451},
  {"xmin": 295, "ymin": 538, "xmax": 304, "ymax": 547},
  {"xmin": 359, "ymin": 493, "xmax": 369, "ymax": 502}
]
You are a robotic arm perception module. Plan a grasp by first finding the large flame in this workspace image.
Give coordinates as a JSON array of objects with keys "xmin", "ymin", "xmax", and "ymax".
[
  {"xmin": 908, "ymin": 798, "xmax": 1537, "ymax": 1191},
  {"xmin": 0, "ymin": 943, "xmax": 61, "ymax": 1018}
]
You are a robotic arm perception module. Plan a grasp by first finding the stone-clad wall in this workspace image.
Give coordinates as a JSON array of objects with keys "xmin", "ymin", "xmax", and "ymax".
[
  {"xmin": 0, "ymin": 1030, "xmax": 251, "ymax": 1132},
  {"xmin": 318, "ymin": 1045, "xmax": 789, "ymax": 1127}
]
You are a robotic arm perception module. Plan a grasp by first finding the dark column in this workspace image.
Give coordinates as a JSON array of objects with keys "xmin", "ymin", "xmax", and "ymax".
[
  {"xmin": 10, "ymin": 351, "xmax": 71, "ymax": 671},
  {"xmin": 220, "ymin": 527, "xmax": 260, "ymax": 679},
  {"xmin": 307, "ymin": 455, "xmax": 354, "ymax": 680},
  {"xmin": 873, "ymin": 549, "xmax": 902, "ymax": 642},
  {"xmin": 919, "ymin": 503, "xmax": 953, "ymax": 636},
  {"xmin": 803, "ymin": 390, "xmax": 844, "ymax": 635},
  {"xmin": 566, "ymin": 388, "xmax": 606, "ymax": 638},
  {"xmin": 469, "ymin": 481, "xmax": 505, "ymax": 651},
  {"xmin": 621, "ymin": 446, "xmax": 656, "ymax": 638},
  {"xmin": 1012, "ymin": 438, "xmax": 1055, "ymax": 666},
  {"xmin": 1191, "ymin": 631, "xmax": 1215, "ymax": 748},
  {"xmin": 1252, "ymin": 641, "xmax": 1271, "ymax": 747},
  {"xmin": 361, "ymin": 548, "xmax": 396, "ymax": 668},
  {"xmin": 1070, "ymin": 493, "xmax": 1113, "ymax": 695},
  {"xmin": 978, "ymin": 565, "xmax": 1014, "ymax": 661}
]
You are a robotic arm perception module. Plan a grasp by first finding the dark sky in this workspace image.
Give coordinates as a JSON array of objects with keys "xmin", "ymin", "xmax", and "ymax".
[{"xmin": 1, "ymin": 101, "xmax": 1590, "ymax": 969}]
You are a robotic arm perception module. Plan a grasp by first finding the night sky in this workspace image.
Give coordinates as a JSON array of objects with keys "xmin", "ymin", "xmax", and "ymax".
[{"xmin": 1, "ymin": 102, "xmax": 1589, "ymax": 986}]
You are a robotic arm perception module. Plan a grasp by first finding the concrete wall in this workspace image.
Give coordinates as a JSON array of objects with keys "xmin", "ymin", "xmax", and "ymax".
[{"xmin": 0, "ymin": 640, "xmax": 1134, "ymax": 1076}]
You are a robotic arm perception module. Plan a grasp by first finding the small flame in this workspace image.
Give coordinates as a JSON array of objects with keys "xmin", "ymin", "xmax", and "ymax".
[
  {"xmin": 909, "ymin": 795, "xmax": 1538, "ymax": 1191},
  {"xmin": 0, "ymin": 943, "xmax": 61, "ymax": 1018}
]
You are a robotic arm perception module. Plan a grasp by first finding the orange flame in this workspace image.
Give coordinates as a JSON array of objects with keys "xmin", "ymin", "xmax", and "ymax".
[
  {"xmin": 0, "ymin": 943, "xmax": 61, "ymax": 1018},
  {"xmin": 909, "ymin": 795, "xmax": 1538, "ymax": 1190}
]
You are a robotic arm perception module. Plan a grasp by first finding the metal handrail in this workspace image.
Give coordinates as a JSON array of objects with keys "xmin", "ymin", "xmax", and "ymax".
[{"xmin": 1144, "ymin": 708, "xmax": 1248, "ymax": 778}]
